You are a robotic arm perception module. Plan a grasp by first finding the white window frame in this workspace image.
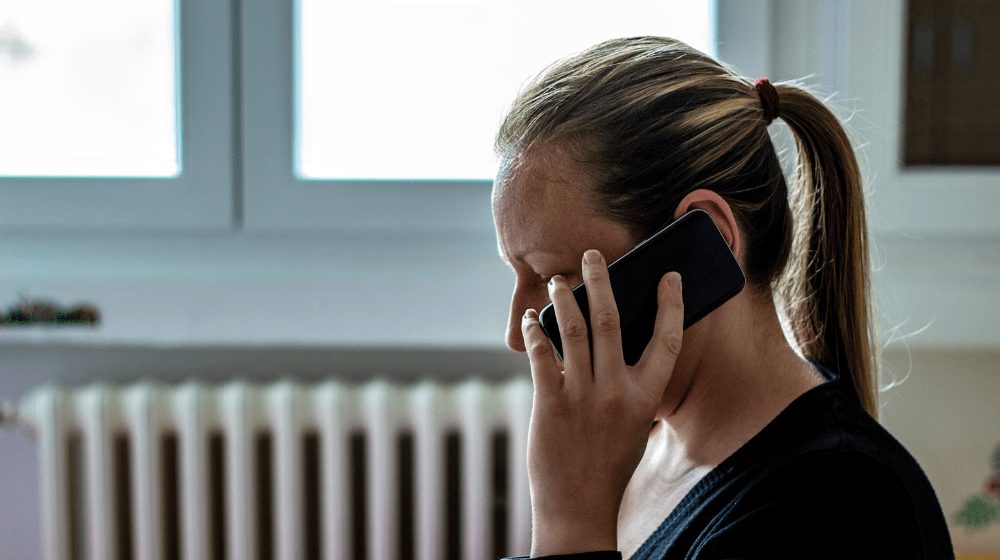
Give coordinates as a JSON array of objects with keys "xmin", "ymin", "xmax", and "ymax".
[
  {"xmin": 0, "ymin": 0, "xmax": 233, "ymax": 232},
  {"xmin": 241, "ymin": 0, "xmax": 736, "ymax": 235},
  {"xmin": 0, "ymin": 0, "xmax": 746, "ymax": 236}
]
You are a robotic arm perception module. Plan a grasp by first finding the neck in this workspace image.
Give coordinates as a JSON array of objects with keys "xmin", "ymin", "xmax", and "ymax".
[{"xmin": 653, "ymin": 289, "xmax": 824, "ymax": 469}]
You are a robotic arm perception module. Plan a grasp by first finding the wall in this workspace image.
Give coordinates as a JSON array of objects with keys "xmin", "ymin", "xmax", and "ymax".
[{"xmin": 880, "ymin": 348, "xmax": 1000, "ymax": 555}]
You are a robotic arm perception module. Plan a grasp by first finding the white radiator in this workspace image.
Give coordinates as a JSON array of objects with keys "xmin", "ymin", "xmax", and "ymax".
[{"xmin": 11, "ymin": 378, "xmax": 533, "ymax": 560}]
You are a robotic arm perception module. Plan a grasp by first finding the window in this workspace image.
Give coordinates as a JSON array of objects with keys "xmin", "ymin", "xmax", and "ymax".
[
  {"xmin": 1, "ymin": 0, "xmax": 722, "ymax": 233},
  {"xmin": 297, "ymin": 0, "xmax": 715, "ymax": 181},
  {"xmin": 0, "ymin": 0, "xmax": 231, "ymax": 231},
  {"xmin": 0, "ymin": 0, "xmax": 178, "ymax": 177},
  {"xmin": 245, "ymin": 0, "xmax": 717, "ymax": 232}
]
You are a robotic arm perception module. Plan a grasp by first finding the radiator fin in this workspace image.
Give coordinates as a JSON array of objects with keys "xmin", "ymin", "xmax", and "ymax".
[{"xmin": 82, "ymin": 386, "xmax": 116, "ymax": 560}]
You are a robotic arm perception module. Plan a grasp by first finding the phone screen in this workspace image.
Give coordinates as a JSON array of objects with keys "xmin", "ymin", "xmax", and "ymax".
[{"xmin": 538, "ymin": 209, "xmax": 745, "ymax": 366}]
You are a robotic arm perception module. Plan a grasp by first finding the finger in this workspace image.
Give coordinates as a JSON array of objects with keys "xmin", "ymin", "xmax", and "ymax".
[
  {"xmin": 580, "ymin": 250, "xmax": 624, "ymax": 382},
  {"xmin": 635, "ymin": 272, "xmax": 684, "ymax": 392},
  {"xmin": 521, "ymin": 308, "xmax": 563, "ymax": 395},
  {"xmin": 547, "ymin": 275, "xmax": 593, "ymax": 395}
]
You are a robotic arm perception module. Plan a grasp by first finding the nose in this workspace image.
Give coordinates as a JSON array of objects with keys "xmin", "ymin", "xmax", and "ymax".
[
  {"xmin": 506, "ymin": 297, "xmax": 527, "ymax": 352},
  {"xmin": 505, "ymin": 283, "xmax": 547, "ymax": 353}
]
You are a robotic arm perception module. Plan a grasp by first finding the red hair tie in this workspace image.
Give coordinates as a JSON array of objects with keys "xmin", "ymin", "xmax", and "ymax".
[{"xmin": 754, "ymin": 78, "xmax": 780, "ymax": 126}]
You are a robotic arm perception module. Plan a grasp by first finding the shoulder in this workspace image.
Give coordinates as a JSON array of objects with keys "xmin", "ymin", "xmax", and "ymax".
[{"xmin": 693, "ymin": 386, "xmax": 954, "ymax": 559}]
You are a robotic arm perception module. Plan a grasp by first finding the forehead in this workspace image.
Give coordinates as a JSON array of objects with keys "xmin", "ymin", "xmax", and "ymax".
[
  {"xmin": 493, "ymin": 145, "xmax": 626, "ymax": 264},
  {"xmin": 492, "ymin": 145, "xmax": 597, "ymax": 225}
]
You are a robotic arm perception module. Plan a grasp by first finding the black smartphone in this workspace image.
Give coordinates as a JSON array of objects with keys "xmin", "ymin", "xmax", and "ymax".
[{"xmin": 538, "ymin": 209, "xmax": 745, "ymax": 366}]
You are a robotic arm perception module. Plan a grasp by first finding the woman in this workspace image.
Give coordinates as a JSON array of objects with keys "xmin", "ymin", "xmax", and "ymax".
[{"xmin": 492, "ymin": 37, "xmax": 953, "ymax": 559}]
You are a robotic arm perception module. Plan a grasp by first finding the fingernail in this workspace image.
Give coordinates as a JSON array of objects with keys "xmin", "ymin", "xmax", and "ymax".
[
  {"xmin": 548, "ymin": 275, "xmax": 561, "ymax": 289},
  {"xmin": 523, "ymin": 308, "xmax": 537, "ymax": 321},
  {"xmin": 584, "ymin": 249, "xmax": 603, "ymax": 265},
  {"xmin": 667, "ymin": 272, "xmax": 681, "ymax": 289}
]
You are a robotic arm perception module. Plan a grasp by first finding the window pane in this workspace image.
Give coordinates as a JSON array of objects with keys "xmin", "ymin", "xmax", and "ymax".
[
  {"xmin": 298, "ymin": 0, "xmax": 715, "ymax": 181},
  {"xmin": 0, "ymin": 0, "xmax": 178, "ymax": 177}
]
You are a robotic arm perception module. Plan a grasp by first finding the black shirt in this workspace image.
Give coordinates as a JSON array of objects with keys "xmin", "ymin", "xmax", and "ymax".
[{"xmin": 506, "ymin": 369, "xmax": 954, "ymax": 559}]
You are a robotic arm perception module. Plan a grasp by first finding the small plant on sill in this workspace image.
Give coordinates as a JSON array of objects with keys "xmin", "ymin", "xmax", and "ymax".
[{"xmin": 0, "ymin": 293, "xmax": 100, "ymax": 326}]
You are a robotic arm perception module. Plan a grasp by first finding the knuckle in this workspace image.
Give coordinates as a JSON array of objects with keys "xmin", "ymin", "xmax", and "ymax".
[
  {"xmin": 661, "ymin": 331, "xmax": 683, "ymax": 357},
  {"xmin": 526, "ymin": 337, "xmax": 552, "ymax": 359},
  {"xmin": 591, "ymin": 309, "xmax": 620, "ymax": 334},
  {"xmin": 561, "ymin": 318, "xmax": 589, "ymax": 342}
]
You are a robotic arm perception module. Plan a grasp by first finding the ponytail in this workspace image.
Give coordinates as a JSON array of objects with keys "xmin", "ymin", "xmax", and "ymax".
[{"xmin": 774, "ymin": 85, "xmax": 879, "ymax": 419}]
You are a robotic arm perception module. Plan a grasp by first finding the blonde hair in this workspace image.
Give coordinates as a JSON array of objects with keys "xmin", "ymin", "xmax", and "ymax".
[{"xmin": 496, "ymin": 37, "xmax": 879, "ymax": 418}]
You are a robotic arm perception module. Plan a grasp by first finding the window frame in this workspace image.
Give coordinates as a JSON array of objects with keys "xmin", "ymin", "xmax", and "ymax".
[
  {"xmin": 0, "ymin": 0, "xmax": 743, "ymax": 236},
  {"xmin": 241, "ymin": 0, "xmax": 732, "ymax": 235},
  {"xmin": 0, "ymin": 0, "xmax": 233, "ymax": 232},
  {"xmin": 7, "ymin": 0, "xmax": 989, "ymax": 239}
]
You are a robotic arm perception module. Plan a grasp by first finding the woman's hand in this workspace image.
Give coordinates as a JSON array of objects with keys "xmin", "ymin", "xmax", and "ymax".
[{"xmin": 521, "ymin": 249, "xmax": 684, "ymax": 557}]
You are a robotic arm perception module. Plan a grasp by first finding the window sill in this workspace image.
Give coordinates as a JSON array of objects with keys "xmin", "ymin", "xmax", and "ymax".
[
  {"xmin": 0, "ymin": 231, "xmax": 995, "ymax": 349},
  {"xmin": 0, "ymin": 231, "xmax": 511, "ymax": 347}
]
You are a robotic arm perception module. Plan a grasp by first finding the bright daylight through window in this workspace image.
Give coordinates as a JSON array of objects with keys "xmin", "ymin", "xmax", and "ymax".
[
  {"xmin": 0, "ymin": 0, "xmax": 178, "ymax": 177},
  {"xmin": 297, "ymin": 0, "xmax": 714, "ymax": 181}
]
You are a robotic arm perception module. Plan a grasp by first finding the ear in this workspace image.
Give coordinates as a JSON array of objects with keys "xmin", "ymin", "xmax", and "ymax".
[{"xmin": 673, "ymin": 190, "xmax": 742, "ymax": 259}]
